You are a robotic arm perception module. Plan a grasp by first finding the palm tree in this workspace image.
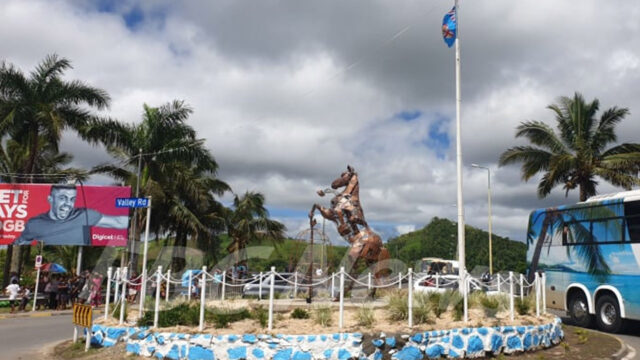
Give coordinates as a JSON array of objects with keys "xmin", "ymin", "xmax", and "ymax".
[
  {"xmin": 225, "ymin": 191, "xmax": 287, "ymax": 269},
  {"xmin": 499, "ymin": 92, "xmax": 640, "ymax": 201},
  {"xmin": 90, "ymin": 101, "xmax": 230, "ymax": 272},
  {"xmin": 0, "ymin": 54, "xmax": 110, "ymax": 278}
]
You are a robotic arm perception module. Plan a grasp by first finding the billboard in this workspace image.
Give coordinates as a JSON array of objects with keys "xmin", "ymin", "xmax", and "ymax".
[{"xmin": 0, "ymin": 184, "xmax": 131, "ymax": 246}]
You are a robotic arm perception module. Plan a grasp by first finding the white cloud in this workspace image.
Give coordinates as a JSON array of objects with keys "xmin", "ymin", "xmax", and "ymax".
[{"xmin": 2, "ymin": 0, "xmax": 640, "ymax": 244}]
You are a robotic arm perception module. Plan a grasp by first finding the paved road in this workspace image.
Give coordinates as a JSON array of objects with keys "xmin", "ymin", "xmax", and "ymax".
[
  {"xmin": 550, "ymin": 309, "xmax": 640, "ymax": 359},
  {"xmin": 0, "ymin": 314, "xmax": 73, "ymax": 360}
]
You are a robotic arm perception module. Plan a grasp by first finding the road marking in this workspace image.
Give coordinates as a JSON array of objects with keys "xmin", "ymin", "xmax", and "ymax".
[
  {"xmin": 30, "ymin": 313, "xmax": 52, "ymax": 317},
  {"xmin": 622, "ymin": 345, "xmax": 636, "ymax": 360}
]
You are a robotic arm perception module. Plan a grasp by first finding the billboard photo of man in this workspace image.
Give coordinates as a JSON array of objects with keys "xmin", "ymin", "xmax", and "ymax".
[{"xmin": 13, "ymin": 184, "xmax": 129, "ymax": 246}]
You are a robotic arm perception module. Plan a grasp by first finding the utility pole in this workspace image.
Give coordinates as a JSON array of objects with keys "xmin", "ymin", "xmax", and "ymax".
[{"xmin": 128, "ymin": 149, "xmax": 143, "ymax": 274}]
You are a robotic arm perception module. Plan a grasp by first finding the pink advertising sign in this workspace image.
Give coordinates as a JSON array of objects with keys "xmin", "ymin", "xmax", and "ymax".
[{"xmin": 0, "ymin": 184, "xmax": 131, "ymax": 246}]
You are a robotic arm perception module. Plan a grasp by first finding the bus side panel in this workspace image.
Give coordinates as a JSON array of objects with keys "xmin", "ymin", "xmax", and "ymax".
[{"xmin": 544, "ymin": 270, "xmax": 566, "ymax": 311}]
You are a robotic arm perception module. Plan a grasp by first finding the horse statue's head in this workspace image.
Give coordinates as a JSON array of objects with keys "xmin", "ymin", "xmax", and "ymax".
[{"xmin": 331, "ymin": 165, "xmax": 355, "ymax": 189}]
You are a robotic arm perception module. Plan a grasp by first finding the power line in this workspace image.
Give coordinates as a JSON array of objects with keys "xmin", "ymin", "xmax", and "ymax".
[{"xmin": 0, "ymin": 143, "xmax": 203, "ymax": 180}]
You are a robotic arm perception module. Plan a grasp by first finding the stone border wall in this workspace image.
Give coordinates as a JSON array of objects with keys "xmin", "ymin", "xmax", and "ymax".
[{"xmin": 89, "ymin": 317, "xmax": 563, "ymax": 359}]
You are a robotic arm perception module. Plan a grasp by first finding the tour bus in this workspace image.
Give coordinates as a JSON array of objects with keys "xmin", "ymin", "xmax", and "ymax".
[{"xmin": 527, "ymin": 190, "xmax": 640, "ymax": 332}]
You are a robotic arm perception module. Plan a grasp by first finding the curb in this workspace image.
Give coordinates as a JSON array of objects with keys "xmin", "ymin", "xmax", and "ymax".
[
  {"xmin": 611, "ymin": 337, "xmax": 635, "ymax": 360},
  {"xmin": 0, "ymin": 309, "xmax": 103, "ymax": 320}
]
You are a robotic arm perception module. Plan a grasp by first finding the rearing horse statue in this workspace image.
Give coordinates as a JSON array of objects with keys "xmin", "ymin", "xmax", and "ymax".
[{"xmin": 309, "ymin": 165, "xmax": 390, "ymax": 297}]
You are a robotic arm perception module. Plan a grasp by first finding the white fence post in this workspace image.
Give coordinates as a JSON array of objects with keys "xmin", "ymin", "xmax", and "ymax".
[
  {"xmin": 221, "ymin": 271, "xmax": 226, "ymax": 301},
  {"xmin": 496, "ymin": 273, "xmax": 502, "ymax": 293},
  {"xmin": 542, "ymin": 273, "xmax": 547, "ymax": 314},
  {"xmin": 463, "ymin": 272, "xmax": 468, "ymax": 323},
  {"xmin": 294, "ymin": 272, "xmax": 298, "ymax": 298},
  {"xmin": 339, "ymin": 267, "xmax": 345, "ymax": 329},
  {"xmin": 520, "ymin": 274, "xmax": 524, "ymax": 300},
  {"xmin": 398, "ymin": 272, "xmax": 402, "ymax": 289},
  {"xmin": 32, "ymin": 265, "xmax": 41, "ymax": 312},
  {"xmin": 105, "ymin": 267, "xmax": 112, "ymax": 321},
  {"xmin": 331, "ymin": 273, "xmax": 335, "ymax": 299},
  {"xmin": 113, "ymin": 268, "xmax": 120, "ymax": 308},
  {"xmin": 199, "ymin": 266, "xmax": 207, "ymax": 331},
  {"xmin": 165, "ymin": 269, "xmax": 171, "ymax": 302},
  {"xmin": 435, "ymin": 273, "xmax": 440, "ymax": 289},
  {"xmin": 154, "ymin": 266, "xmax": 162, "ymax": 328},
  {"xmin": 188, "ymin": 271, "xmax": 193, "ymax": 301},
  {"xmin": 509, "ymin": 271, "xmax": 514, "ymax": 321},
  {"xmin": 535, "ymin": 272, "xmax": 540, "ymax": 318},
  {"xmin": 268, "ymin": 267, "xmax": 275, "ymax": 331},
  {"xmin": 119, "ymin": 267, "xmax": 128, "ymax": 325},
  {"xmin": 408, "ymin": 268, "xmax": 413, "ymax": 328},
  {"xmin": 368, "ymin": 272, "xmax": 372, "ymax": 292},
  {"xmin": 259, "ymin": 271, "xmax": 263, "ymax": 300}
]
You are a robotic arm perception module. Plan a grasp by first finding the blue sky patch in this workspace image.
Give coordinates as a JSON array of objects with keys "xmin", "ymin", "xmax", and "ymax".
[
  {"xmin": 423, "ymin": 115, "xmax": 450, "ymax": 159},
  {"xmin": 123, "ymin": 6, "xmax": 144, "ymax": 30},
  {"xmin": 395, "ymin": 110, "xmax": 422, "ymax": 122}
]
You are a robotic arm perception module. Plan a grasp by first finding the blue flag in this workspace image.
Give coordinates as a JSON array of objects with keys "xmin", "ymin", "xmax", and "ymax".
[{"xmin": 442, "ymin": 6, "xmax": 457, "ymax": 48}]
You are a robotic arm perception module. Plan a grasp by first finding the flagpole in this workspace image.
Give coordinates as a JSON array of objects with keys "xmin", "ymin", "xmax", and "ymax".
[{"xmin": 454, "ymin": 0, "xmax": 466, "ymax": 278}]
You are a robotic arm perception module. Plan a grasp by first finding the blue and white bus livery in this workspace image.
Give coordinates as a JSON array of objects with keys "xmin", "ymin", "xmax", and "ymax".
[{"xmin": 526, "ymin": 190, "xmax": 640, "ymax": 333}]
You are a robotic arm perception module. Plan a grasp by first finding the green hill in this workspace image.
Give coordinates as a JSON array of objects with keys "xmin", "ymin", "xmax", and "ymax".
[{"xmin": 387, "ymin": 217, "xmax": 527, "ymax": 274}]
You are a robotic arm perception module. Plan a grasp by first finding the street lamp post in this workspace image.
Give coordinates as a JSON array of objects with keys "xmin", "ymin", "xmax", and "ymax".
[{"xmin": 471, "ymin": 164, "xmax": 493, "ymax": 275}]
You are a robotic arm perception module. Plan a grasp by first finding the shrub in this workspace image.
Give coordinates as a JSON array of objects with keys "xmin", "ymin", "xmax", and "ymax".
[
  {"xmin": 291, "ymin": 308, "xmax": 310, "ymax": 319},
  {"xmin": 413, "ymin": 292, "xmax": 432, "ymax": 324},
  {"xmin": 515, "ymin": 297, "xmax": 531, "ymax": 315},
  {"xmin": 113, "ymin": 302, "xmax": 129, "ymax": 322},
  {"xmin": 207, "ymin": 307, "xmax": 251, "ymax": 328},
  {"xmin": 453, "ymin": 298, "xmax": 464, "ymax": 321},
  {"xmin": 137, "ymin": 303, "xmax": 199, "ymax": 327},
  {"xmin": 356, "ymin": 306, "xmax": 374, "ymax": 328},
  {"xmin": 493, "ymin": 294, "xmax": 510, "ymax": 312},
  {"xmin": 387, "ymin": 290, "xmax": 408, "ymax": 321},
  {"xmin": 428, "ymin": 292, "xmax": 445, "ymax": 318},
  {"xmin": 251, "ymin": 305, "xmax": 269, "ymax": 328},
  {"xmin": 481, "ymin": 296, "xmax": 500, "ymax": 317},
  {"xmin": 313, "ymin": 306, "xmax": 332, "ymax": 327},
  {"xmin": 468, "ymin": 291, "xmax": 487, "ymax": 309},
  {"xmin": 440, "ymin": 290, "xmax": 462, "ymax": 313}
]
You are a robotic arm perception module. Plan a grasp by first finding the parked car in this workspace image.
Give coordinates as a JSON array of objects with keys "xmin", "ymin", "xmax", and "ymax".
[{"xmin": 242, "ymin": 273, "xmax": 298, "ymax": 298}]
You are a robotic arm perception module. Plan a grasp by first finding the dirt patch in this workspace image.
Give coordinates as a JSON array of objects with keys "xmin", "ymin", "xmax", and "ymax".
[
  {"xmin": 97, "ymin": 298, "xmax": 555, "ymax": 335},
  {"xmin": 41, "ymin": 340, "xmax": 130, "ymax": 360}
]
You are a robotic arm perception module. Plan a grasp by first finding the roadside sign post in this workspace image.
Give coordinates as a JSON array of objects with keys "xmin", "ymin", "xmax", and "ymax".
[
  {"xmin": 32, "ymin": 255, "xmax": 43, "ymax": 312},
  {"xmin": 115, "ymin": 197, "xmax": 152, "ymax": 316},
  {"xmin": 72, "ymin": 303, "xmax": 93, "ymax": 352}
]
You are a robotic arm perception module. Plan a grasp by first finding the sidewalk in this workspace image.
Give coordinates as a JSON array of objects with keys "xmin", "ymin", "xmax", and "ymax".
[{"xmin": 0, "ymin": 308, "xmax": 104, "ymax": 320}]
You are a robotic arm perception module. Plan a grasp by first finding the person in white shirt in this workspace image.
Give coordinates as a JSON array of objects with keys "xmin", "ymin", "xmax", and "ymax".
[{"xmin": 5, "ymin": 279, "xmax": 20, "ymax": 314}]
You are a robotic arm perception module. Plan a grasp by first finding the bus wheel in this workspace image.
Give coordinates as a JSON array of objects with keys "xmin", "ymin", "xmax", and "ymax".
[
  {"xmin": 569, "ymin": 292, "xmax": 592, "ymax": 328},
  {"xmin": 595, "ymin": 294, "xmax": 623, "ymax": 333}
]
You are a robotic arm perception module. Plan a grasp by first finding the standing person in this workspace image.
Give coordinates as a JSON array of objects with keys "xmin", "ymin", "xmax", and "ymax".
[
  {"xmin": 78, "ymin": 272, "xmax": 91, "ymax": 304},
  {"xmin": 4, "ymin": 279, "xmax": 20, "ymax": 314},
  {"xmin": 48, "ymin": 275, "xmax": 59, "ymax": 310},
  {"xmin": 89, "ymin": 272, "xmax": 103, "ymax": 307},
  {"xmin": 9, "ymin": 272, "xmax": 19, "ymax": 285},
  {"xmin": 57, "ymin": 276, "xmax": 69, "ymax": 310},
  {"xmin": 19, "ymin": 286, "xmax": 31, "ymax": 312}
]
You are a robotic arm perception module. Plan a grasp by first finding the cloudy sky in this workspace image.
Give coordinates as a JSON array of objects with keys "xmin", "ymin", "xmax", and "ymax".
[{"xmin": 2, "ymin": 0, "xmax": 639, "ymax": 243}]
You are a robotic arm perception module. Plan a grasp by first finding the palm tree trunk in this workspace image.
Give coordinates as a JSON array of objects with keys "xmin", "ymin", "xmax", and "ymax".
[
  {"xmin": 10, "ymin": 128, "xmax": 40, "ymax": 277},
  {"xmin": 172, "ymin": 227, "xmax": 187, "ymax": 272},
  {"xmin": 2, "ymin": 245, "xmax": 13, "ymax": 287},
  {"xmin": 527, "ymin": 216, "xmax": 552, "ymax": 283}
]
